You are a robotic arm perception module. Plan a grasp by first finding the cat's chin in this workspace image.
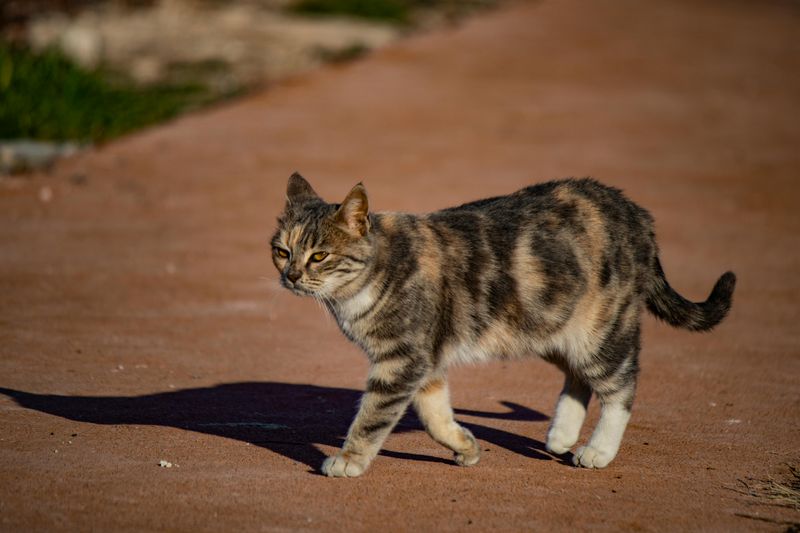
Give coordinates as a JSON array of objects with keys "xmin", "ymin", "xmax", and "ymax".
[
  {"xmin": 282, "ymin": 283, "xmax": 319, "ymax": 298},
  {"xmin": 286, "ymin": 285, "xmax": 309, "ymax": 296}
]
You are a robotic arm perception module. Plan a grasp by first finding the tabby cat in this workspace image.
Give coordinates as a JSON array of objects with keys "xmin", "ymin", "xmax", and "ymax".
[{"xmin": 270, "ymin": 173, "xmax": 735, "ymax": 477}]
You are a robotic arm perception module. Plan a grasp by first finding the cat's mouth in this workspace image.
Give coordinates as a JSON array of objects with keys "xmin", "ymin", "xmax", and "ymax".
[{"xmin": 281, "ymin": 279, "xmax": 314, "ymax": 297}]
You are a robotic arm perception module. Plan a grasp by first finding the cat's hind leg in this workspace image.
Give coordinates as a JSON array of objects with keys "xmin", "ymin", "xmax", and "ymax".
[
  {"xmin": 413, "ymin": 375, "xmax": 481, "ymax": 466},
  {"xmin": 573, "ymin": 323, "xmax": 640, "ymax": 469},
  {"xmin": 546, "ymin": 374, "xmax": 592, "ymax": 455},
  {"xmin": 573, "ymin": 385, "xmax": 635, "ymax": 468}
]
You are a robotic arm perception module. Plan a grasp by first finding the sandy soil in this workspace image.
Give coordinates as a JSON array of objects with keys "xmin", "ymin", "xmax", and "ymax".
[{"xmin": 1, "ymin": 0, "xmax": 799, "ymax": 531}]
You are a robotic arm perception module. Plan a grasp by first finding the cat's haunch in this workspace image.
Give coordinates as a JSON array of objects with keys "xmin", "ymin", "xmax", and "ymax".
[{"xmin": 270, "ymin": 173, "xmax": 735, "ymax": 477}]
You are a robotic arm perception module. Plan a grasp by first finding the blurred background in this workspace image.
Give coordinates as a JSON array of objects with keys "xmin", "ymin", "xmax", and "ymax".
[
  {"xmin": 0, "ymin": 0, "xmax": 798, "ymax": 530},
  {"xmin": 0, "ymin": 0, "xmax": 495, "ymax": 174}
]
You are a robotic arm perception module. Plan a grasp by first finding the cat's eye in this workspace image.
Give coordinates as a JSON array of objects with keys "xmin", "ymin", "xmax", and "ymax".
[
  {"xmin": 274, "ymin": 247, "xmax": 290, "ymax": 259},
  {"xmin": 309, "ymin": 251, "xmax": 329, "ymax": 263}
]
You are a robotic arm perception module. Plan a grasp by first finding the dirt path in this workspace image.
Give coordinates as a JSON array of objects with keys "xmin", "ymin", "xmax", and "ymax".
[{"xmin": 1, "ymin": 0, "xmax": 799, "ymax": 531}]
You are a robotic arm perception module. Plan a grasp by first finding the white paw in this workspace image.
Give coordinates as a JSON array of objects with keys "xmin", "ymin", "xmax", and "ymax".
[
  {"xmin": 545, "ymin": 429, "xmax": 577, "ymax": 455},
  {"xmin": 454, "ymin": 450, "xmax": 481, "ymax": 466},
  {"xmin": 453, "ymin": 428, "xmax": 481, "ymax": 466},
  {"xmin": 321, "ymin": 453, "xmax": 368, "ymax": 478},
  {"xmin": 572, "ymin": 445, "xmax": 614, "ymax": 469}
]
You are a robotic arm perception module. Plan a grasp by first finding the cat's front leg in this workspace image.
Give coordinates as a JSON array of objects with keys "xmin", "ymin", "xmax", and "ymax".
[{"xmin": 322, "ymin": 358, "xmax": 427, "ymax": 477}]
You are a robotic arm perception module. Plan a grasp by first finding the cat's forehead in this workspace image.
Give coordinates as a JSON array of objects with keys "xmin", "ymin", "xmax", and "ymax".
[
  {"xmin": 279, "ymin": 219, "xmax": 318, "ymax": 248},
  {"xmin": 281, "ymin": 199, "xmax": 334, "ymax": 223},
  {"xmin": 277, "ymin": 204, "xmax": 339, "ymax": 249}
]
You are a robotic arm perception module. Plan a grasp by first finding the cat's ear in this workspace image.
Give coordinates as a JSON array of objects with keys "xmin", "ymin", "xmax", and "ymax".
[
  {"xmin": 335, "ymin": 183, "xmax": 370, "ymax": 236},
  {"xmin": 286, "ymin": 172, "xmax": 320, "ymax": 205}
]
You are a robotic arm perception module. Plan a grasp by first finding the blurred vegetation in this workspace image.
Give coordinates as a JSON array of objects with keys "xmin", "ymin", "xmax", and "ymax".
[
  {"xmin": 289, "ymin": 0, "xmax": 466, "ymax": 25},
  {"xmin": 0, "ymin": 1, "xmax": 497, "ymax": 144},
  {"xmin": 315, "ymin": 42, "xmax": 370, "ymax": 63},
  {"xmin": 0, "ymin": 43, "xmax": 206, "ymax": 142},
  {"xmin": 289, "ymin": 0, "xmax": 497, "ymax": 26}
]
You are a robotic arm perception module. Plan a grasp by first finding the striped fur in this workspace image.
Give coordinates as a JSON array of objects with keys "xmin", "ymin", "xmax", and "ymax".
[{"xmin": 270, "ymin": 173, "xmax": 735, "ymax": 476}]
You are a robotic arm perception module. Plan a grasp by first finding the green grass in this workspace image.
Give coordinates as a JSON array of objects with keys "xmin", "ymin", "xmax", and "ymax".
[
  {"xmin": 0, "ymin": 43, "xmax": 206, "ymax": 142},
  {"xmin": 290, "ymin": 0, "xmax": 421, "ymax": 23},
  {"xmin": 289, "ymin": 0, "xmax": 496, "ymax": 26}
]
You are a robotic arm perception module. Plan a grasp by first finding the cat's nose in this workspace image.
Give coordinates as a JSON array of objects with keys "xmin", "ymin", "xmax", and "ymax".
[{"xmin": 286, "ymin": 270, "xmax": 302, "ymax": 283}]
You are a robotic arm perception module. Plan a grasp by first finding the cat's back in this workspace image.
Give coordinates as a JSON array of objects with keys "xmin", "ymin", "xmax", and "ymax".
[
  {"xmin": 436, "ymin": 178, "xmax": 650, "ymax": 224},
  {"xmin": 426, "ymin": 178, "xmax": 654, "ymax": 260}
]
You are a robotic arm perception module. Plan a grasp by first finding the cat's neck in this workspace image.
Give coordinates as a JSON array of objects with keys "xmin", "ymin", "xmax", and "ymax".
[{"xmin": 331, "ymin": 278, "xmax": 377, "ymax": 319}]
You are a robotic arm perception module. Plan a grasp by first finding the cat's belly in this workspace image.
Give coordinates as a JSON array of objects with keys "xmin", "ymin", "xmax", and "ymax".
[
  {"xmin": 442, "ymin": 312, "xmax": 602, "ymax": 369},
  {"xmin": 442, "ymin": 321, "xmax": 531, "ymax": 366}
]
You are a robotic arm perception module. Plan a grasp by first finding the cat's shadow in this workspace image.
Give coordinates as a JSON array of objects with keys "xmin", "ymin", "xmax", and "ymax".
[{"xmin": 0, "ymin": 382, "xmax": 559, "ymax": 473}]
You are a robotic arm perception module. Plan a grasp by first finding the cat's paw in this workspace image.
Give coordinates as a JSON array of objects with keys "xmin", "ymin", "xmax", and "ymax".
[
  {"xmin": 453, "ymin": 428, "xmax": 481, "ymax": 467},
  {"xmin": 321, "ymin": 452, "xmax": 369, "ymax": 478},
  {"xmin": 545, "ymin": 430, "xmax": 577, "ymax": 455},
  {"xmin": 572, "ymin": 445, "xmax": 614, "ymax": 469}
]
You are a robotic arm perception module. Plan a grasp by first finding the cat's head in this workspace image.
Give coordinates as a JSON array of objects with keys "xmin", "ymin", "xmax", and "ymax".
[{"xmin": 270, "ymin": 172, "xmax": 373, "ymax": 300}]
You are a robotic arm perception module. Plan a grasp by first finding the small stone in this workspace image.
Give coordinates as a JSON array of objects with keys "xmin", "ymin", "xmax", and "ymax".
[
  {"xmin": 158, "ymin": 460, "xmax": 173, "ymax": 468},
  {"xmin": 38, "ymin": 186, "xmax": 53, "ymax": 203}
]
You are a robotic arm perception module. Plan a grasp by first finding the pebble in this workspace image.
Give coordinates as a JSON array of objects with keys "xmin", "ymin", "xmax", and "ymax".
[{"xmin": 39, "ymin": 186, "xmax": 53, "ymax": 203}]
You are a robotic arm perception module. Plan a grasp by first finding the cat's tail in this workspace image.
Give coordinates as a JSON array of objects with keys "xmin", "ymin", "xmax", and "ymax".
[{"xmin": 645, "ymin": 258, "xmax": 736, "ymax": 332}]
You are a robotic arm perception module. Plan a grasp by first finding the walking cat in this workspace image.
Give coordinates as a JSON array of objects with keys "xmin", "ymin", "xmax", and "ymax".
[{"xmin": 270, "ymin": 173, "xmax": 735, "ymax": 477}]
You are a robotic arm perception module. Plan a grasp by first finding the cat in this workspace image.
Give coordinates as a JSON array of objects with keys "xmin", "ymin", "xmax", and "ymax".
[{"xmin": 270, "ymin": 172, "xmax": 735, "ymax": 477}]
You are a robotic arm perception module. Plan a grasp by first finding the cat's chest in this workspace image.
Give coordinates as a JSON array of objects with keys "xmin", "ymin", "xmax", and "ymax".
[{"xmin": 333, "ymin": 284, "xmax": 378, "ymax": 339}]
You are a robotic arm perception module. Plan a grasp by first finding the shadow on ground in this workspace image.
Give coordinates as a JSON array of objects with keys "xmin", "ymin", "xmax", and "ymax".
[{"xmin": 0, "ymin": 382, "xmax": 557, "ymax": 471}]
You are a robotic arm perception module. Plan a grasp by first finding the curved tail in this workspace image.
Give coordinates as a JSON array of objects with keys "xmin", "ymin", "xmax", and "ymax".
[{"xmin": 646, "ymin": 258, "xmax": 736, "ymax": 332}]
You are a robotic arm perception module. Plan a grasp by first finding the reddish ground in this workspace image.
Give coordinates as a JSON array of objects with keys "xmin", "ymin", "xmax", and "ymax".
[{"xmin": 1, "ymin": 0, "xmax": 799, "ymax": 531}]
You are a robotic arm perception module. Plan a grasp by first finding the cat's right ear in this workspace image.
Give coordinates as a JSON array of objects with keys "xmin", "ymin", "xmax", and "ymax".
[{"xmin": 286, "ymin": 172, "xmax": 320, "ymax": 205}]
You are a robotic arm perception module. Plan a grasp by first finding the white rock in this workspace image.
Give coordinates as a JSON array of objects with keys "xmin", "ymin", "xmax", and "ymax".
[
  {"xmin": 0, "ymin": 140, "xmax": 80, "ymax": 175},
  {"xmin": 61, "ymin": 24, "xmax": 104, "ymax": 69}
]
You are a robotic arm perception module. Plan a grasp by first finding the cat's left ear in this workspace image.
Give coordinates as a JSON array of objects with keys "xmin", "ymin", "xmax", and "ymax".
[{"xmin": 335, "ymin": 183, "xmax": 370, "ymax": 236}]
